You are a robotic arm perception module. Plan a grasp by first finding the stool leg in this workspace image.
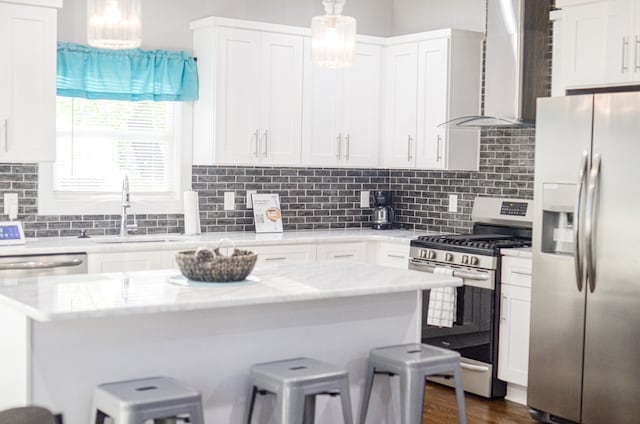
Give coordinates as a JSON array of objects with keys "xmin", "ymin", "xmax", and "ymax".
[
  {"xmin": 453, "ymin": 365, "xmax": 467, "ymax": 424},
  {"xmin": 399, "ymin": 370, "xmax": 425, "ymax": 424},
  {"xmin": 186, "ymin": 403, "xmax": 206, "ymax": 424},
  {"xmin": 243, "ymin": 386, "xmax": 258, "ymax": 424},
  {"xmin": 358, "ymin": 363, "xmax": 375, "ymax": 424},
  {"xmin": 338, "ymin": 376, "xmax": 354, "ymax": 424},
  {"xmin": 91, "ymin": 409, "xmax": 107, "ymax": 424},
  {"xmin": 279, "ymin": 387, "xmax": 305, "ymax": 424}
]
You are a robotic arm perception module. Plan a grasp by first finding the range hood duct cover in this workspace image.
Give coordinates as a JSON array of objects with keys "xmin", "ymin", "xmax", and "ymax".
[{"xmin": 440, "ymin": 0, "xmax": 548, "ymax": 129}]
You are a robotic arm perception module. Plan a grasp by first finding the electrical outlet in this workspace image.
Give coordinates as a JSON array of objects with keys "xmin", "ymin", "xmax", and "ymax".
[
  {"xmin": 4, "ymin": 193, "xmax": 18, "ymax": 220},
  {"xmin": 246, "ymin": 190, "xmax": 257, "ymax": 209},
  {"xmin": 224, "ymin": 192, "xmax": 235, "ymax": 211},
  {"xmin": 448, "ymin": 194, "xmax": 458, "ymax": 213},
  {"xmin": 360, "ymin": 191, "xmax": 370, "ymax": 208}
]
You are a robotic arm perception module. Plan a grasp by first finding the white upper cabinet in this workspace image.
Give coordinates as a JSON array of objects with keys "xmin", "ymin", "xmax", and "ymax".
[
  {"xmin": 555, "ymin": 0, "xmax": 640, "ymax": 91},
  {"xmin": 0, "ymin": 1, "xmax": 58, "ymax": 163},
  {"xmin": 301, "ymin": 40, "xmax": 381, "ymax": 167},
  {"xmin": 381, "ymin": 30, "xmax": 482, "ymax": 171},
  {"xmin": 380, "ymin": 43, "xmax": 418, "ymax": 168},
  {"xmin": 193, "ymin": 21, "xmax": 303, "ymax": 166}
]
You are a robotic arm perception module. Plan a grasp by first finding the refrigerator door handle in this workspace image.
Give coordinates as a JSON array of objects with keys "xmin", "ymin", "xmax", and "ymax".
[
  {"xmin": 574, "ymin": 151, "xmax": 589, "ymax": 292},
  {"xmin": 585, "ymin": 153, "xmax": 602, "ymax": 293}
]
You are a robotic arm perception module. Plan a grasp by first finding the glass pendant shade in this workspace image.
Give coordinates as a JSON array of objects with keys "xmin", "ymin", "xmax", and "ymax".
[
  {"xmin": 87, "ymin": 0, "xmax": 141, "ymax": 49},
  {"xmin": 311, "ymin": 0, "xmax": 356, "ymax": 69}
]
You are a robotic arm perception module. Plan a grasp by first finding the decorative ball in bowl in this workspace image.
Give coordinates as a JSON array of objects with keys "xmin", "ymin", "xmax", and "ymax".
[{"xmin": 175, "ymin": 239, "xmax": 257, "ymax": 282}]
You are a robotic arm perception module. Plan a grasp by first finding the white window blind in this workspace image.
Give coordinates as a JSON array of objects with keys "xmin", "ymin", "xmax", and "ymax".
[{"xmin": 55, "ymin": 97, "xmax": 177, "ymax": 193}]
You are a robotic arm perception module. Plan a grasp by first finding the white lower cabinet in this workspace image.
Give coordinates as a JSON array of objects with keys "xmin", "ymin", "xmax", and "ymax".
[
  {"xmin": 375, "ymin": 242, "xmax": 410, "ymax": 269},
  {"xmin": 317, "ymin": 242, "xmax": 367, "ymax": 263},
  {"xmin": 498, "ymin": 255, "xmax": 532, "ymax": 405}
]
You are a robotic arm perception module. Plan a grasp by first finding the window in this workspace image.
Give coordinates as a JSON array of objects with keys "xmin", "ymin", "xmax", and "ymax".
[{"xmin": 38, "ymin": 97, "xmax": 192, "ymax": 215}]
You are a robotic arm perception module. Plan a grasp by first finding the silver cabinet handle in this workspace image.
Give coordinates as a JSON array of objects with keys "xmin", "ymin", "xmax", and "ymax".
[
  {"xmin": 460, "ymin": 363, "xmax": 490, "ymax": 372},
  {"xmin": 334, "ymin": 254, "xmax": 354, "ymax": 258},
  {"xmin": 265, "ymin": 257, "xmax": 287, "ymax": 262},
  {"xmin": 501, "ymin": 295, "xmax": 508, "ymax": 321},
  {"xmin": 407, "ymin": 135, "xmax": 413, "ymax": 161},
  {"xmin": 253, "ymin": 130, "xmax": 259, "ymax": 157},
  {"xmin": 622, "ymin": 37, "xmax": 629, "ymax": 73},
  {"xmin": 585, "ymin": 154, "xmax": 601, "ymax": 293},
  {"xmin": 387, "ymin": 253, "xmax": 405, "ymax": 259},
  {"xmin": 263, "ymin": 130, "xmax": 268, "ymax": 158},
  {"xmin": 3, "ymin": 119, "xmax": 7, "ymax": 153},
  {"xmin": 0, "ymin": 258, "xmax": 84, "ymax": 271},
  {"xmin": 336, "ymin": 134, "xmax": 342, "ymax": 160},
  {"xmin": 436, "ymin": 134, "xmax": 443, "ymax": 162},
  {"xmin": 345, "ymin": 134, "xmax": 350, "ymax": 161},
  {"xmin": 636, "ymin": 36, "xmax": 640, "ymax": 71},
  {"xmin": 574, "ymin": 151, "xmax": 589, "ymax": 292}
]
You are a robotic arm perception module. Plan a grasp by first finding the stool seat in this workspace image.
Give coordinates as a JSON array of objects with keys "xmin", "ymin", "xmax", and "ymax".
[
  {"xmin": 245, "ymin": 357, "xmax": 354, "ymax": 424},
  {"xmin": 359, "ymin": 343, "xmax": 467, "ymax": 424},
  {"xmin": 91, "ymin": 376, "xmax": 204, "ymax": 424}
]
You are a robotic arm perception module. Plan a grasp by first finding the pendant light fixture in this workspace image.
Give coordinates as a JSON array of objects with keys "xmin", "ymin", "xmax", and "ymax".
[
  {"xmin": 87, "ymin": 0, "xmax": 141, "ymax": 49},
  {"xmin": 311, "ymin": 0, "xmax": 356, "ymax": 69}
]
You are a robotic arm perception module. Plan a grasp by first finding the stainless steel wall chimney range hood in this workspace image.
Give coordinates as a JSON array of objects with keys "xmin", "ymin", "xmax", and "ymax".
[{"xmin": 440, "ymin": 0, "xmax": 548, "ymax": 128}]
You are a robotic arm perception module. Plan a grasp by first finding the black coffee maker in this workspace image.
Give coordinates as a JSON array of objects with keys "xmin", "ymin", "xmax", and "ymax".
[{"xmin": 372, "ymin": 190, "xmax": 394, "ymax": 230}]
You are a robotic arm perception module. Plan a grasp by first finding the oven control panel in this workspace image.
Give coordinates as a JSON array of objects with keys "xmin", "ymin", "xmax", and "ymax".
[
  {"xmin": 412, "ymin": 247, "xmax": 497, "ymax": 271},
  {"xmin": 500, "ymin": 201, "xmax": 529, "ymax": 217}
]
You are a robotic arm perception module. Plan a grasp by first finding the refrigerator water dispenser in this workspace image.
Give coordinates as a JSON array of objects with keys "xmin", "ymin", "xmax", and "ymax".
[{"xmin": 541, "ymin": 183, "xmax": 575, "ymax": 255}]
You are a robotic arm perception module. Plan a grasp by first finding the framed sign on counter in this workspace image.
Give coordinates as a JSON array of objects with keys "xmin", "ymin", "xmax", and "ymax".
[{"xmin": 252, "ymin": 193, "xmax": 283, "ymax": 233}]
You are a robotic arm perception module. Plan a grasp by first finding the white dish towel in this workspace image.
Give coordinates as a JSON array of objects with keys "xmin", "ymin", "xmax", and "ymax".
[{"xmin": 426, "ymin": 267, "xmax": 457, "ymax": 328}]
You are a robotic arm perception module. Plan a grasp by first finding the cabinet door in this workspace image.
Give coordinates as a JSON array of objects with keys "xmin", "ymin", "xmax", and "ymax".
[
  {"xmin": 301, "ymin": 38, "xmax": 343, "ymax": 167},
  {"xmin": 317, "ymin": 242, "xmax": 367, "ymax": 263},
  {"xmin": 214, "ymin": 27, "xmax": 261, "ymax": 164},
  {"xmin": 259, "ymin": 32, "xmax": 303, "ymax": 165},
  {"xmin": 0, "ymin": 3, "xmax": 56, "ymax": 162},
  {"xmin": 498, "ymin": 283, "xmax": 531, "ymax": 387},
  {"xmin": 416, "ymin": 38, "xmax": 448, "ymax": 169},
  {"xmin": 561, "ymin": 0, "xmax": 632, "ymax": 88},
  {"xmin": 341, "ymin": 44, "xmax": 381, "ymax": 167},
  {"xmin": 380, "ymin": 44, "xmax": 418, "ymax": 168}
]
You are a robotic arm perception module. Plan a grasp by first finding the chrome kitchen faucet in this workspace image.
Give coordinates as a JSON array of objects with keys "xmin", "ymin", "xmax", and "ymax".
[{"xmin": 120, "ymin": 175, "xmax": 138, "ymax": 237}]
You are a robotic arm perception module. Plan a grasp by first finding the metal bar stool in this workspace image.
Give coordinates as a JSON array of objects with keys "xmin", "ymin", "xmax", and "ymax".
[
  {"xmin": 359, "ymin": 343, "xmax": 467, "ymax": 424},
  {"xmin": 244, "ymin": 357, "xmax": 354, "ymax": 424},
  {"xmin": 90, "ymin": 376, "xmax": 204, "ymax": 424}
]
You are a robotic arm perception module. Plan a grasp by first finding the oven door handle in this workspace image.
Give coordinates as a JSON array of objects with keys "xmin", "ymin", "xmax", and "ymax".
[
  {"xmin": 460, "ymin": 363, "xmax": 490, "ymax": 372},
  {"xmin": 409, "ymin": 259, "xmax": 489, "ymax": 281}
]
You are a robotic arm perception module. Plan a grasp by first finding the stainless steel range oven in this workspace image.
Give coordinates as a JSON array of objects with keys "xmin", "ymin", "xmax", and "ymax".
[{"xmin": 409, "ymin": 197, "xmax": 532, "ymax": 398}]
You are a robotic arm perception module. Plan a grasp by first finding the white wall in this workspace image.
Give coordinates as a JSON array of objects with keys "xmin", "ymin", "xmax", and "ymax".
[
  {"xmin": 392, "ymin": 0, "xmax": 486, "ymax": 35},
  {"xmin": 58, "ymin": 0, "xmax": 395, "ymax": 51}
]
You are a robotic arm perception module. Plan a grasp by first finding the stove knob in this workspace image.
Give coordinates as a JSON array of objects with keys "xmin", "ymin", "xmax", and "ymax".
[
  {"xmin": 470, "ymin": 256, "xmax": 480, "ymax": 266},
  {"xmin": 445, "ymin": 253, "xmax": 454, "ymax": 262},
  {"xmin": 420, "ymin": 249, "xmax": 427, "ymax": 259},
  {"xmin": 427, "ymin": 250, "xmax": 437, "ymax": 260},
  {"xmin": 461, "ymin": 255, "xmax": 469, "ymax": 264}
]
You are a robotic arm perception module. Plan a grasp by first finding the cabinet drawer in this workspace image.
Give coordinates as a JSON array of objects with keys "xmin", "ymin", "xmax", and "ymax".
[
  {"xmin": 316, "ymin": 242, "xmax": 367, "ymax": 263},
  {"xmin": 248, "ymin": 244, "xmax": 316, "ymax": 265},
  {"xmin": 501, "ymin": 256, "xmax": 532, "ymax": 288},
  {"xmin": 376, "ymin": 242, "xmax": 410, "ymax": 269}
]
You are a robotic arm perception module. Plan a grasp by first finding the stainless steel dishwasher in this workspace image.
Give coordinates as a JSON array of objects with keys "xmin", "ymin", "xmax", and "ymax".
[{"xmin": 0, "ymin": 253, "xmax": 88, "ymax": 276}]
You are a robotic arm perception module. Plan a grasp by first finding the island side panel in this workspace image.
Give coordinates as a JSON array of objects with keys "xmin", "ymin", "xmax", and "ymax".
[
  {"xmin": 30, "ymin": 291, "xmax": 421, "ymax": 423},
  {"xmin": 0, "ymin": 305, "xmax": 30, "ymax": 410}
]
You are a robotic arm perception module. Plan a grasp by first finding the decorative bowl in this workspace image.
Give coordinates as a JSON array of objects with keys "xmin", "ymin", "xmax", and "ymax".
[{"xmin": 175, "ymin": 239, "xmax": 257, "ymax": 282}]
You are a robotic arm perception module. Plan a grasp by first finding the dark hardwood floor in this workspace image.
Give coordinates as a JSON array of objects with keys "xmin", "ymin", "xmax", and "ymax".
[{"xmin": 423, "ymin": 383, "xmax": 538, "ymax": 423}]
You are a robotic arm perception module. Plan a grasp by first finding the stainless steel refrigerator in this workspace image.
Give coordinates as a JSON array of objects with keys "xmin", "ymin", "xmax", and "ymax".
[{"xmin": 528, "ymin": 92, "xmax": 640, "ymax": 423}]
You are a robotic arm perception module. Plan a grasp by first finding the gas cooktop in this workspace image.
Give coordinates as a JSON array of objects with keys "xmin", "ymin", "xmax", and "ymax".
[{"xmin": 411, "ymin": 234, "xmax": 532, "ymax": 256}]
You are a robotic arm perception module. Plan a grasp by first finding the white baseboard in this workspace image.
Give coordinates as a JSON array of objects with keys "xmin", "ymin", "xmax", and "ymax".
[{"xmin": 505, "ymin": 383, "xmax": 528, "ymax": 405}]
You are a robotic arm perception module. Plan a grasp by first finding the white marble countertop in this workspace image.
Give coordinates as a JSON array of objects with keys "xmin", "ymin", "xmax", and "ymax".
[
  {"xmin": 0, "ymin": 261, "xmax": 461, "ymax": 322},
  {"xmin": 501, "ymin": 247, "xmax": 532, "ymax": 259},
  {"xmin": 0, "ymin": 229, "xmax": 436, "ymax": 257}
]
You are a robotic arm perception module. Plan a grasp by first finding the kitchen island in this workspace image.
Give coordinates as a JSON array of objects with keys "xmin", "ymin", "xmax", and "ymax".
[{"xmin": 0, "ymin": 261, "xmax": 460, "ymax": 423}]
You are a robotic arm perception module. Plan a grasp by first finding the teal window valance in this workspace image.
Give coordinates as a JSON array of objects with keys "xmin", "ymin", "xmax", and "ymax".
[{"xmin": 56, "ymin": 42, "xmax": 198, "ymax": 101}]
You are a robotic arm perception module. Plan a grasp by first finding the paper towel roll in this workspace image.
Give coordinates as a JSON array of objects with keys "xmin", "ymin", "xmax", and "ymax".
[{"xmin": 184, "ymin": 190, "xmax": 201, "ymax": 235}]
